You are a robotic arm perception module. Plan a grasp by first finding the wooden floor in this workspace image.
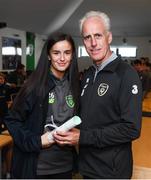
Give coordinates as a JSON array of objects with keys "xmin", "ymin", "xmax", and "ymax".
[
  {"xmin": 143, "ymin": 91, "xmax": 151, "ymax": 112},
  {"xmin": 132, "ymin": 117, "xmax": 151, "ymax": 179}
]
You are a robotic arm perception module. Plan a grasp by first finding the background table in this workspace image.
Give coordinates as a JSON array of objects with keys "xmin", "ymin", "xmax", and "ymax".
[{"xmin": 0, "ymin": 134, "xmax": 13, "ymax": 178}]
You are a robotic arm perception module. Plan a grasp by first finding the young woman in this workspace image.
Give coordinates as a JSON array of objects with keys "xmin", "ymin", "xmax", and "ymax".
[{"xmin": 4, "ymin": 32, "xmax": 80, "ymax": 179}]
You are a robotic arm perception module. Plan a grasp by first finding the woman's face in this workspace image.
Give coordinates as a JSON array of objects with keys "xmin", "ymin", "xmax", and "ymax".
[{"xmin": 48, "ymin": 40, "xmax": 73, "ymax": 79}]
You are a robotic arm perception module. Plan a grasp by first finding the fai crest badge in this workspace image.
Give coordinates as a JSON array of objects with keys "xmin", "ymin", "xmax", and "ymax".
[
  {"xmin": 65, "ymin": 95, "xmax": 75, "ymax": 108},
  {"xmin": 48, "ymin": 92, "xmax": 55, "ymax": 104},
  {"xmin": 98, "ymin": 83, "xmax": 109, "ymax": 96}
]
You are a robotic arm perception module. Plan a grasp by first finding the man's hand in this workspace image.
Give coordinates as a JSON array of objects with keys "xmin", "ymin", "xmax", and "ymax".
[{"xmin": 53, "ymin": 128, "xmax": 80, "ymax": 146}]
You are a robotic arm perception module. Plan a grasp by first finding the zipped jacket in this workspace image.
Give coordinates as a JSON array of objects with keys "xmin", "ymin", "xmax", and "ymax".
[
  {"xmin": 4, "ymin": 77, "xmax": 55, "ymax": 178},
  {"xmin": 79, "ymin": 57, "xmax": 142, "ymax": 178}
]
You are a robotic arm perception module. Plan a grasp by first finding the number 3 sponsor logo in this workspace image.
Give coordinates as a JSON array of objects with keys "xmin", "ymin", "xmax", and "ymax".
[{"xmin": 132, "ymin": 85, "xmax": 138, "ymax": 94}]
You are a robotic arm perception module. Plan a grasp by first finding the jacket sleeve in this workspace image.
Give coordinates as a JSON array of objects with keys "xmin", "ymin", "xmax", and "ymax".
[
  {"xmin": 80, "ymin": 67, "xmax": 142, "ymax": 148},
  {"xmin": 4, "ymin": 92, "xmax": 42, "ymax": 153}
]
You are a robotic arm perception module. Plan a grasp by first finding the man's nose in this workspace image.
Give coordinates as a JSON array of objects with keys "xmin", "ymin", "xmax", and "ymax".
[{"xmin": 91, "ymin": 36, "xmax": 97, "ymax": 47}]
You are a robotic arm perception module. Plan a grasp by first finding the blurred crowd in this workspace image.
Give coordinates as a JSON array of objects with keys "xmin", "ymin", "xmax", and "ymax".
[
  {"xmin": 0, "ymin": 63, "xmax": 30, "ymax": 132},
  {"xmin": 131, "ymin": 57, "xmax": 151, "ymax": 99}
]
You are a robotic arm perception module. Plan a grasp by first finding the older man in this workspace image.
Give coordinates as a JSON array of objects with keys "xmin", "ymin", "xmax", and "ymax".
[{"xmin": 54, "ymin": 11, "xmax": 142, "ymax": 179}]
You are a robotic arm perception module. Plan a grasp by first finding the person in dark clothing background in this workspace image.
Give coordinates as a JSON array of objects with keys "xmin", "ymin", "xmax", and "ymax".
[
  {"xmin": 4, "ymin": 32, "xmax": 80, "ymax": 179},
  {"xmin": 132, "ymin": 59, "xmax": 151, "ymax": 99},
  {"xmin": 53, "ymin": 11, "xmax": 142, "ymax": 179},
  {"xmin": 7, "ymin": 63, "xmax": 26, "ymax": 88},
  {"xmin": 0, "ymin": 72, "xmax": 11, "ymax": 132}
]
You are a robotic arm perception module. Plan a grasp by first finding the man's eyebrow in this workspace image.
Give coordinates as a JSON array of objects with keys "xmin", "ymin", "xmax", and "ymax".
[{"xmin": 83, "ymin": 34, "xmax": 91, "ymax": 38}]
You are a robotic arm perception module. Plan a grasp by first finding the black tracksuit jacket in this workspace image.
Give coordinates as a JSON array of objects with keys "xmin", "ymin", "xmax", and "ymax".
[{"xmin": 79, "ymin": 57, "xmax": 142, "ymax": 179}]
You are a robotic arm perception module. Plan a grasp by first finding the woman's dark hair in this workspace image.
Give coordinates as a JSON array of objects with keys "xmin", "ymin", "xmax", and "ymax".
[{"xmin": 13, "ymin": 32, "xmax": 80, "ymax": 113}]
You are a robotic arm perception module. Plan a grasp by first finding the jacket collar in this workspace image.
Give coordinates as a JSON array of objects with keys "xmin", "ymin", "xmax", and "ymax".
[
  {"xmin": 102, "ymin": 56, "xmax": 122, "ymax": 72},
  {"xmin": 92, "ymin": 56, "xmax": 122, "ymax": 73}
]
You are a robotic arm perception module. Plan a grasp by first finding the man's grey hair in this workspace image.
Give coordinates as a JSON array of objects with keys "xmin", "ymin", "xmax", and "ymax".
[{"xmin": 79, "ymin": 11, "xmax": 111, "ymax": 34}]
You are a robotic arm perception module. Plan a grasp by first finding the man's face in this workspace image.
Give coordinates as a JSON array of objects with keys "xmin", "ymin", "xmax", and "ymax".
[{"xmin": 82, "ymin": 16, "xmax": 112, "ymax": 65}]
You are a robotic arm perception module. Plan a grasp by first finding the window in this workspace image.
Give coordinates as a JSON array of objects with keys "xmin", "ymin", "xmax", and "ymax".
[
  {"xmin": 2, "ymin": 47, "xmax": 22, "ymax": 55},
  {"xmin": 118, "ymin": 47, "xmax": 137, "ymax": 57},
  {"xmin": 78, "ymin": 45, "xmax": 137, "ymax": 58},
  {"xmin": 78, "ymin": 46, "xmax": 88, "ymax": 57},
  {"xmin": 110, "ymin": 46, "xmax": 117, "ymax": 54},
  {"xmin": 2, "ymin": 37, "xmax": 22, "ymax": 70}
]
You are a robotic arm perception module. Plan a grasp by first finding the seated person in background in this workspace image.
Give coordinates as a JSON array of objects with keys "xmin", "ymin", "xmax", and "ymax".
[
  {"xmin": 0, "ymin": 72, "xmax": 11, "ymax": 132},
  {"xmin": 133, "ymin": 59, "xmax": 151, "ymax": 99},
  {"xmin": 7, "ymin": 63, "xmax": 27, "ymax": 88}
]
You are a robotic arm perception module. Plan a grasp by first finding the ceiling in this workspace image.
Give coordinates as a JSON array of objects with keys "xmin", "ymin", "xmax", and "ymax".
[{"xmin": 0, "ymin": 0, "xmax": 151, "ymax": 38}]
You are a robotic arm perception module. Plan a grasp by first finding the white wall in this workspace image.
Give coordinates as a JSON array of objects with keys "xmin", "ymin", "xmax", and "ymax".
[
  {"xmin": 73, "ymin": 36, "xmax": 151, "ymax": 72},
  {"xmin": 112, "ymin": 36, "xmax": 151, "ymax": 60},
  {"xmin": 34, "ymin": 34, "xmax": 46, "ymax": 67}
]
